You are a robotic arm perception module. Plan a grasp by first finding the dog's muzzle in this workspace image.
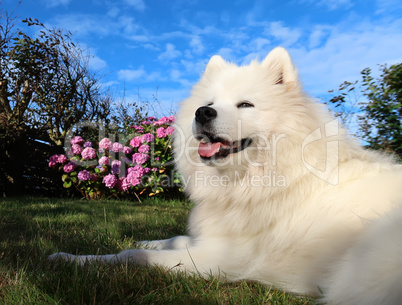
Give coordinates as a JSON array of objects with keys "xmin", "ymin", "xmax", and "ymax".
[{"xmin": 194, "ymin": 106, "xmax": 252, "ymax": 160}]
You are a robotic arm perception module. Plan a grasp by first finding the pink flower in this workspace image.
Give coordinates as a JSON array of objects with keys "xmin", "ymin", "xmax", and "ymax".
[
  {"xmin": 153, "ymin": 116, "xmax": 174, "ymax": 126},
  {"xmin": 71, "ymin": 144, "xmax": 82, "ymax": 155},
  {"xmin": 58, "ymin": 155, "xmax": 68, "ymax": 163},
  {"xmin": 63, "ymin": 161, "xmax": 76, "ymax": 173},
  {"xmin": 130, "ymin": 136, "xmax": 142, "ymax": 148},
  {"xmin": 132, "ymin": 153, "xmax": 149, "ymax": 165},
  {"xmin": 111, "ymin": 142, "xmax": 124, "ymax": 152},
  {"xmin": 123, "ymin": 146, "xmax": 132, "ymax": 154},
  {"xmin": 99, "ymin": 156, "xmax": 110, "ymax": 166},
  {"xmin": 48, "ymin": 158, "xmax": 57, "ymax": 168},
  {"xmin": 144, "ymin": 167, "xmax": 151, "ymax": 174},
  {"xmin": 71, "ymin": 136, "xmax": 85, "ymax": 145},
  {"xmin": 141, "ymin": 133, "xmax": 154, "ymax": 143},
  {"xmin": 99, "ymin": 138, "xmax": 112, "ymax": 150},
  {"xmin": 156, "ymin": 127, "xmax": 166, "ymax": 138},
  {"xmin": 112, "ymin": 160, "xmax": 121, "ymax": 167},
  {"xmin": 127, "ymin": 165, "xmax": 145, "ymax": 177},
  {"xmin": 132, "ymin": 125, "xmax": 144, "ymax": 133},
  {"xmin": 103, "ymin": 174, "xmax": 117, "ymax": 188},
  {"xmin": 81, "ymin": 147, "xmax": 97, "ymax": 160},
  {"xmin": 165, "ymin": 126, "xmax": 174, "ymax": 136},
  {"xmin": 138, "ymin": 144, "xmax": 150, "ymax": 154},
  {"xmin": 91, "ymin": 174, "xmax": 98, "ymax": 181},
  {"xmin": 83, "ymin": 141, "xmax": 92, "ymax": 148},
  {"xmin": 117, "ymin": 177, "xmax": 131, "ymax": 191},
  {"xmin": 147, "ymin": 116, "xmax": 156, "ymax": 121},
  {"xmin": 126, "ymin": 172, "xmax": 141, "ymax": 186},
  {"xmin": 78, "ymin": 170, "xmax": 91, "ymax": 181},
  {"xmin": 48, "ymin": 154, "xmax": 67, "ymax": 167},
  {"xmin": 153, "ymin": 117, "xmax": 168, "ymax": 126}
]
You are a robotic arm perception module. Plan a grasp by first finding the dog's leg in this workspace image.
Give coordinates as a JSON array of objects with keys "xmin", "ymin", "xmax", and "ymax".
[
  {"xmin": 136, "ymin": 235, "xmax": 191, "ymax": 250},
  {"xmin": 49, "ymin": 242, "xmax": 221, "ymax": 276}
]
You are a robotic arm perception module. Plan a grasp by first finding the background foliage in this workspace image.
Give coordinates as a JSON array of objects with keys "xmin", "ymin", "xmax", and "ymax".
[
  {"xmin": 0, "ymin": 10, "xmax": 151, "ymax": 197},
  {"xmin": 328, "ymin": 63, "xmax": 402, "ymax": 158}
]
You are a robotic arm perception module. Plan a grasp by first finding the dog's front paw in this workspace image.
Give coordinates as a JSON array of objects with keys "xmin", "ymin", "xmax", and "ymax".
[{"xmin": 48, "ymin": 252, "xmax": 77, "ymax": 262}]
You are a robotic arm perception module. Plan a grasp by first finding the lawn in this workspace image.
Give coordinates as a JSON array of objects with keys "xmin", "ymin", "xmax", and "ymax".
[{"xmin": 0, "ymin": 197, "xmax": 315, "ymax": 304}]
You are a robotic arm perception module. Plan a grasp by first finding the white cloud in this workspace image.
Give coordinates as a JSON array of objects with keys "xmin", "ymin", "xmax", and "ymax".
[
  {"xmin": 375, "ymin": 0, "xmax": 402, "ymax": 14},
  {"xmin": 318, "ymin": 0, "xmax": 354, "ymax": 10},
  {"xmin": 190, "ymin": 36, "xmax": 205, "ymax": 55},
  {"xmin": 180, "ymin": 59, "xmax": 208, "ymax": 76},
  {"xmin": 48, "ymin": 14, "xmax": 115, "ymax": 38},
  {"xmin": 216, "ymin": 48, "xmax": 235, "ymax": 61},
  {"xmin": 264, "ymin": 22, "xmax": 302, "ymax": 46},
  {"xmin": 123, "ymin": 0, "xmax": 146, "ymax": 12},
  {"xmin": 249, "ymin": 37, "xmax": 271, "ymax": 51},
  {"xmin": 88, "ymin": 55, "xmax": 107, "ymax": 71},
  {"xmin": 291, "ymin": 19, "xmax": 402, "ymax": 96},
  {"xmin": 42, "ymin": 0, "xmax": 72, "ymax": 8},
  {"xmin": 308, "ymin": 25, "xmax": 332, "ymax": 49},
  {"xmin": 142, "ymin": 43, "xmax": 160, "ymax": 51},
  {"xmin": 158, "ymin": 43, "xmax": 182, "ymax": 61},
  {"xmin": 170, "ymin": 69, "xmax": 182, "ymax": 81},
  {"xmin": 298, "ymin": 0, "xmax": 354, "ymax": 10},
  {"xmin": 107, "ymin": 7, "xmax": 120, "ymax": 18},
  {"xmin": 118, "ymin": 68, "xmax": 146, "ymax": 81},
  {"xmin": 118, "ymin": 68, "xmax": 163, "ymax": 83},
  {"xmin": 48, "ymin": 12, "xmax": 147, "ymax": 42}
]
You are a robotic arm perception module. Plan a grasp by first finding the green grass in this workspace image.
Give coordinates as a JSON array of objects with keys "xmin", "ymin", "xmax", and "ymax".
[{"xmin": 0, "ymin": 197, "xmax": 315, "ymax": 304}]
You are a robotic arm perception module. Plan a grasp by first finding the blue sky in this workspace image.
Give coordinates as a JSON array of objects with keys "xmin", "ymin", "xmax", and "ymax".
[{"xmin": 3, "ymin": 0, "xmax": 402, "ymax": 114}]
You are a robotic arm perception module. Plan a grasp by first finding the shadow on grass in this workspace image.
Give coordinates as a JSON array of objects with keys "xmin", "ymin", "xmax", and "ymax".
[{"xmin": 0, "ymin": 197, "xmax": 315, "ymax": 305}]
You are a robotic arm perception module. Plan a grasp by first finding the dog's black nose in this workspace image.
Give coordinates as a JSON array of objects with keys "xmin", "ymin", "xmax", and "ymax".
[{"xmin": 195, "ymin": 106, "xmax": 217, "ymax": 124}]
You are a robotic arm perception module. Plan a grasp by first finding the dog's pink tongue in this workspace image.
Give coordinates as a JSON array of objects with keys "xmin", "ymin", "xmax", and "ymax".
[{"xmin": 198, "ymin": 142, "xmax": 221, "ymax": 157}]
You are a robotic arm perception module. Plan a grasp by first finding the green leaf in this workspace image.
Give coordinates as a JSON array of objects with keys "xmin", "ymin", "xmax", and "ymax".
[{"xmin": 63, "ymin": 181, "xmax": 72, "ymax": 188}]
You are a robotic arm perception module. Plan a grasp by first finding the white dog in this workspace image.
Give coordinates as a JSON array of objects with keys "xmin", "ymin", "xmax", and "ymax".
[{"xmin": 51, "ymin": 48, "xmax": 402, "ymax": 304}]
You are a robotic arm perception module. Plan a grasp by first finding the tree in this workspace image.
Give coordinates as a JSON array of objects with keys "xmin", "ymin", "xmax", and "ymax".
[
  {"xmin": 0, "ymin": 11, "xmax": 111, "ymax": 196},
  {"xmin": 328, "ymin": 63, "xmax": 402, "ymax": 158}
]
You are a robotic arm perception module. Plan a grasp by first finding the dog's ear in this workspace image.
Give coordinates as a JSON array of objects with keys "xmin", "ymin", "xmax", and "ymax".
[
  {"xmin": 262, "ymin": 47, "xmax": 298, "ymax": 85},
  {"xmin": 205, "ymin": 55, "xmax": 227, "ymax": 73}
]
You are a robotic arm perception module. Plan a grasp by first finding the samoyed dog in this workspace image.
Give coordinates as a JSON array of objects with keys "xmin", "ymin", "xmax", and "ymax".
[{"xmin": 51, "ymin": 48, "xmax": 402, "ymax": 304}]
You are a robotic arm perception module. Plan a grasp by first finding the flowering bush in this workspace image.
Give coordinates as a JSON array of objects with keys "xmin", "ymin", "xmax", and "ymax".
[{"xmin": 49, "ymin": 116, "xmax": 181, "ymax": 200}]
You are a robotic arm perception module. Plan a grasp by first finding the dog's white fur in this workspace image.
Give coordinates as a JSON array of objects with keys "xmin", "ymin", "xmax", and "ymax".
[{"xmin": 50, "ymin": 48, "xmax": 402, "ymax": 304}]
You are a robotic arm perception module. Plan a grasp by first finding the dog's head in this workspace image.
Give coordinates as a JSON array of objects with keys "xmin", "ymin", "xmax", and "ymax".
[{"xmin": 174, "ymin": 47, "xmax": 302, "ymax": 171}]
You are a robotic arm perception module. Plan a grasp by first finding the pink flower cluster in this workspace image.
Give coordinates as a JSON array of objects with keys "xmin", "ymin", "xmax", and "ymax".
[
  {"xmin": 103, "ymin": 174, "xmax": 117, "ymax": 188},
  {"xmin": 99, "ymin": 138, "xmax": 112, "ymax": 150},
  {"xmin": 156, "ymin": 126, "xmax": 174, "ymax": 138},
  {"xmin": 63, "ymin": 161, "xmax": 76, "ymax": 173},
  {"xmin": 49, "ymin": 115, "xmax": 176, "ymax": 197},
  {"xmin": 78, "ymin": 170, "xmax": 91, "ymax": 181},
  {"xmin": 153, "ymin": 115, "xmax": 175, "ymax": 126},
  {"xmin": 132, "ymin": 153, "xmax": 149, "ymax": 165},
  {"xmin": 99, "ymin": 156, "xmax": 110, "ymax": 166},
  {"xmin": 48, "ymin": 154, "xmax": 67, "ymax": 167},
  {"xmin": 71, "ymin": 136, "xmax": 85, "ymax": 145},
  {"xmin": 130, "ymin": 133, "xmax": 155, "ymax": 148},
  {"xmin": 82, "ymin": 147, "xmax": 96, "ymax": 160}
]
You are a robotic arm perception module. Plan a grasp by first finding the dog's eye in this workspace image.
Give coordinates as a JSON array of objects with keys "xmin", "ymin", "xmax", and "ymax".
[{"xmin": 237, "ymin": 101, "xmax": 254, "ymax": 108}]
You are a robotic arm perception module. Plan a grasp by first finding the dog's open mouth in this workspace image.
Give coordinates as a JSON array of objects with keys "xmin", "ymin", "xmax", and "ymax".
[{"xmin": 196, "ymin": 134, "xmax": 252, "ymax": 160}]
